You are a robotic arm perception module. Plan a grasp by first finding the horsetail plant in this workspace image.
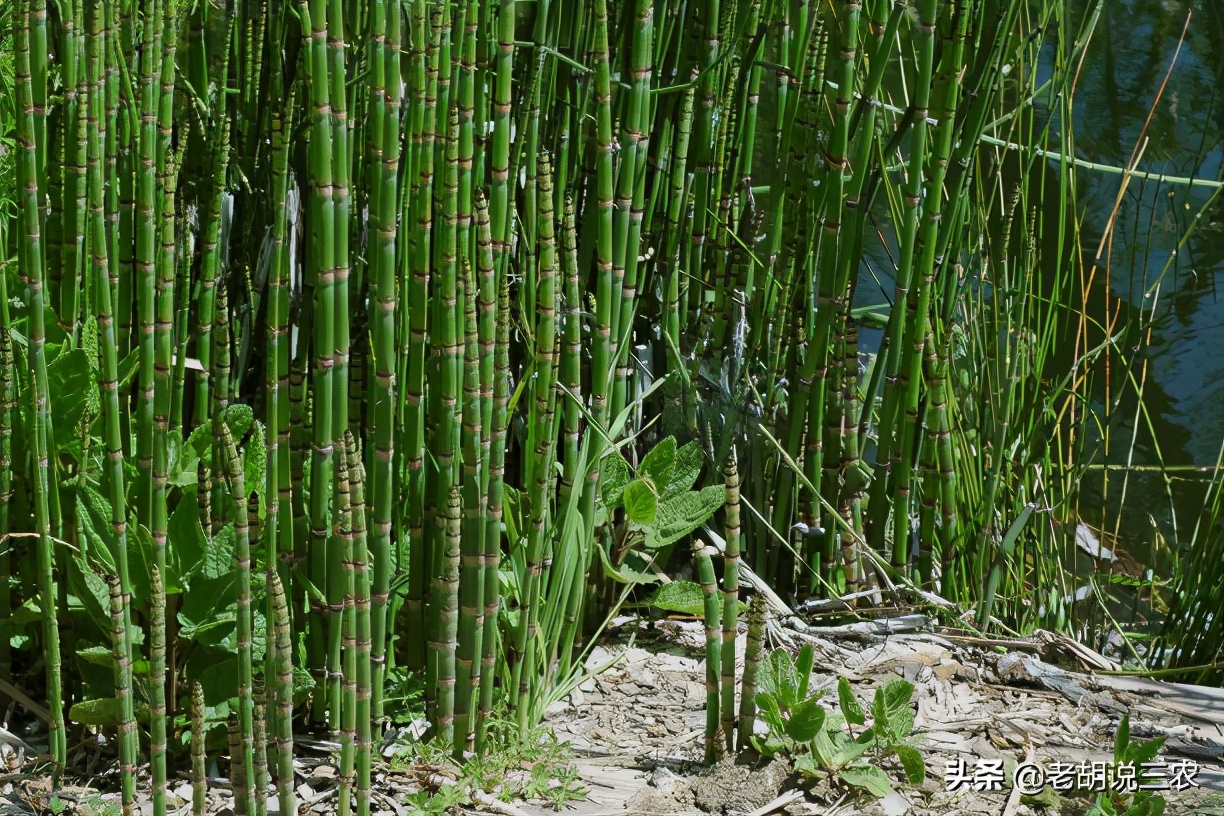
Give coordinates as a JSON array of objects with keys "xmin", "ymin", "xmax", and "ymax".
[
  {"xmin": 220, "ymin": 421, "xmax": 256, "ymax": 816},
  {"xmin": 720, "ymin": 450, "xmax": 742, "ymax": 754},
  {"xmin": 108, "ymin": 575, "xmax": 138, "ymax": 816},
  {"xmin": 267, "ymin": 568, "xmax": 296, "ymax": 816},
  {"xmin": 14, "ymin": 0, "xmax": 67, "ymax": 779},
  {"xmin": 0, "ymin": 0, "xmax": 1193, "ymax": 809},
  {"xmin": 192, "ymin": 682, "xmax": 207, "ymax": 816},
  {"xmin": 737, "ymin": 594, "xmax": 767, "ymax": 753}
]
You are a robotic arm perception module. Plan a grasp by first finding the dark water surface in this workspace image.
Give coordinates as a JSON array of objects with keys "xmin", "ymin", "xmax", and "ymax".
[{"xmin": 1060, "ymin": 0, "xmax": 1223, "ymax": 563}]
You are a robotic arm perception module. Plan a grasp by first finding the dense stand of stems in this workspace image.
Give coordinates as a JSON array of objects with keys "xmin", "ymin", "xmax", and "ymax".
[{"xmin": 1, "ymin": 0, "xmax": 1170, "ymax": 799}]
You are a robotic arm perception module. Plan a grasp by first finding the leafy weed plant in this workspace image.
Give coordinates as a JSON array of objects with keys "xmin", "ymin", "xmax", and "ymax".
[
  {"xmin": 750, "ymin": 645, "xmax": 926, "ymax": 798},
  {"xmin": 1084, "ymin": 714, "xmax": 1166, "ymax": 816},
  {"xmin": 387, "ymin": 706, "xmax": 586, "ymax": 814}
]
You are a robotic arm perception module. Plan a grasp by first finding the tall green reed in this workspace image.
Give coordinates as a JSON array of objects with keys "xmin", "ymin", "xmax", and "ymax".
[{"xmin": 1, "ymin": 0, "xmax": 1214, "ymax": 799}]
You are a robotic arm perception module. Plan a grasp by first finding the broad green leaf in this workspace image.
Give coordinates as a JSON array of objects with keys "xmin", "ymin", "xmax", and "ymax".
[
  {"xmin": 74, "ymin": 484, "xmax": 116, "ymax": 567},
  {"xmin": 75, "ymin": 646, "xmax": 114, "ymax": 668},
  {"xmin": 598, "ymin": 452, "xmax": 631, "ymax": 508},
  {"xmin": 648, "ymin": 581, "xmax": 706, "ymax": 617},
  {"xmin": 750, "ymin": 734, "xmax": 786, "ymax": 759},
  {"xmin": 197, "ymin": 656, "xmax": 241, "ymax": 706},
  {"xmin": 242, "ymin": 419, "xmax": 267, "ymax": 504},
  {"xmin": 754, "ymin": 692, "xmax": 785, "ymax": 734},
  {"xmin": 176, "ymin": 573, "xmax": 237, "ymax": 640},
  {"xmin": 763, "ymin": 649, "xmax": 798, "ymax": 711},
  {"xmin": 165, "ymin": 431, "xmax": 191, "ymax": 488},
  {"xmin": 186, "ymin": 420, "xmax": 213, "ymax": 458},
  {"xmin": 622, "ymin": 478, "xmax": 658, "ymax": 525},
  {"xmin": 1125, "ymin": 734, "xmax": 1166, "ymax": 766},
  {"xmin": 649, "ymin": 580, "xmax": 745, "ymax": 616},
  {"xmin": 811, "ymin": 727, "xmax": 837, "ymax": 767},
  {"xmin": 639, "ymin": 436, "xmax": 677, "ymax": 489},
  {"xmin": 661, "ymin": 441, "xmax": 704, "ymax": 498},
  {"xmin": 881, "ymin": 679, "xmax": 915, "ymax": 717},
  {"xmin": 220, "ymin": 609, "xmax": 268, "ymax": 663},
  {"xmin": 126, "ymin": 524, "xmax": 157, "ymax": 607},
  {"xmin": 179, "ymin": 609, "xmax": 237, "ymax": 644},
  {"xmin": 838, "ymin": 677, "xmax": 866, "ymax": 726},
  {"xmin": 70, "ymin": 698, "xmax": 125, "ymax": 727},
  {"xmin": 1122, "ymin": 797, "xmax": 1164, "ymax": 816},
  {"xmin": 1115, "ymin": 714, "xmax": 1132, "ymax": 762},
  {"xmin": 871, "ymin": 686, "xmax": 890, "ymax": 737},
  {"xmin": 222, "ymin": 404, "xmax": 255, "ymax": 444},
  {"xmin": 594, "ymin": 541, "xmax": 630, "ymax": 584},
  {"xmin": 48, "ymin": 348, "xmax": 98, "ymax": 454},
  {"xmin": 895, "ymin": 744, "xmax": 926, "ymax": 784},
  {"xmin": 785, "ymin": 699, "xmax": 826, "ymax": 742},
  {"xmin": 820, "ymin": 727, "xmax": 872, "ymax": 767},
  {"xmin": 617, "ymin": 551, "xmax": 664, "ymax": 585},
  {"xmin": 793, "ymin": 754, "xmax": 821, "ymax": 777},
  {"xmin": 167, "ymin": 495, "xmax": 208, "ymax": 588},
  {"xmin": 887, "ymin": 707, "xmax": 915, "ymax": 742},
  {"xmin": 839, "ymin": 766, "xmax": 894, "ymax": 798},
  {"xmin": 291, "ymin": 666, "xmax": 316, "ymax": 706},
  {"xmin": 68, "ymin": 556, "xmax": 111, "ymax": 633},
  {"xmin": 653, "ymin": 485, "xmax": 725, "ymax": 547},
  {"xmin": 835, "ymin": 732, "xmax": 873, "ymax": 764},
  {"xmin": 203, "ymin": 524, "xmax": 236, "ymax": 580},
  {"xmin": 795, "ymin": 644, "xmax": 815, "ymax": 699}
]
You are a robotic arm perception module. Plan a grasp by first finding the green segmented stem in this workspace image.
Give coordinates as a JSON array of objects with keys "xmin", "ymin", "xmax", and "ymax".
[
  {"xmin": 220, "ymin": 422, "xmax": 256, "ymax": 816},
  {"xmin": 300, "ymin": 0, "xmax": 338, "ymax": 716},
  {"xmin": 490, "ymin": 0, "xmax": 516, "ymax": 271},
  {"xmin": 736, "ymin": 594, "xmax": 766, "ymax": 752},
  {"xmin": 476, "ymin": 231, "xmax": 510, "ymax": 753},
  {"xmin": 554, "ymin": 194, "xmax": 586, "ymax": 679},
  {"xmin": 108, "ymin": 574, "xmax": 137, "ymax": 816},
  {"xmin": 720, "ymin": 451, "xmax": 741, "ymax": 753},
  {"xmin": 884, "ymin": 0, "xmax": 939, "ymax": 571},
  {"xmin": 267, "ymin": 569, "xmax": 295, "ymax": 816},
  {"xmin": 345, "ymin": 432, "xmax": 373, "ymax": 816},
  {"xmin": 253, "ymin": 696, "xmax": 269, "ymax": 816},
  {"xmin": 610, "ymin": 0, "xmax": 656, "ymax": 420},
  {"xmin": 428, "ymin": 486, "xmax": 462, "ymax": 743},
  {"xmin": 693, "ymin": 537, "xmax": 722, "ymax": 763},
  {"xmin": 150, "ymin": 566, "xmax": 168, "ymax": 815},
  {"xmin": 0, "ymin": 329, "xmax": 11, "ymax": 688},
  {"xmin": 195, "ymin": 101, "xmax": 232, "ymax": 428},
  {"xmin": 425, "ymin": 110, "xmax": 462, "ymax": 734},
  {"xmin": 192, "ymin": 681, "xmax": 207, "ymax": 816},
  {"xmin": 367, "ymin": 0, "xmax": 401, "ymax": 728},
  {"xmin": 402, "ymin": 0, "xmax": 437, "ymax": 671},
  {"xmin": 134, "ymin": 0, "xmax": 164, "ymax": 519},
  {"xmin": 228, "ymin": 715, "xmax": 248, "ymax": 816},
  {"xmin": 588, "ymin": 0, "xmax": 616, "ymax": 432},
  {"xmin": 266, "ymin": 74, "xmax": 295, "ymax": 645},
  {"xmin": 455, "ymin": 258, "xmax": 485, "ymax": 758},
  {"xmin": 150, "ymin": 137, "xmax": 179, "ymax": 816},
  {"xmin": 86, "ymin": 2, "xmax": 137, "ymax": 782},
  {"xmin": 515, "ymin": 151, "xmax": 559, "ymax": 733},
  {"xmin": 337, "ymin": 444, "xmax": 356, "ymax": 816},
  {"xmin": 661, "ymin": 76, "xmax": 697, "ymax": 363}
]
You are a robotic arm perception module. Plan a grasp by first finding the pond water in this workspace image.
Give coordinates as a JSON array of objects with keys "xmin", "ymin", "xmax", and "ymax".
[{"xmin": 1062, "ymin": 0, "xmax": 1223, "ymax": 564}]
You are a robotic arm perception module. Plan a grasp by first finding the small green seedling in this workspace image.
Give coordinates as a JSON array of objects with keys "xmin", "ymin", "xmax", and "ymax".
[
  {"xmin": 795, "ymin": 676, "xmax": 926, "ymax": 798},
  {"xmin": 748, "ymin": 645, "xmax": 927, "ymax": 799},
  {"xmin": 750, "ymin": 644, "xmax": 827, "ymax": 757},
  {"xmin": 1085, "ymin": 714, "xmax": 1166, "ymax": 816}
]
